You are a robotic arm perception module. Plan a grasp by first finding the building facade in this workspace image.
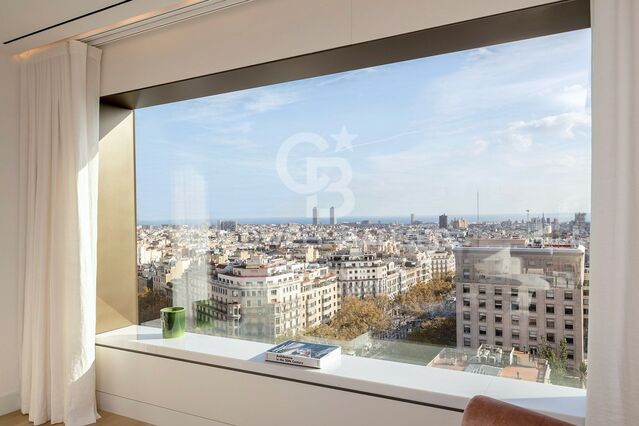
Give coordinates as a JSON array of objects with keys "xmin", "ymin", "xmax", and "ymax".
[
  {"xmin": 207, "ymin": 256, "xmax": 304, "ymax": 338},
  {"xmin": 328, "ymin": 249, "xmax": 391, "ymax": 298},
  {"xmin": 219, "ymin": 220, "xmax": 238, "ymax": 231},
  {"xmin": 199, "ymin": 256, "xmax": 340, "ymax": 338},
  {"xmin": 451, "ymin": 218, "xmax": 468, "ymax": 230},
  {"xmin": 300, "ymin": 266, "xmax": 340, "ymax": 328},
  {"xmin": 454, "ymin": 244, "xmax": 586, "ymax": 369},
  {"xmin": 430, "ymin": 249, "xmax": 455, "ymax": 278}
]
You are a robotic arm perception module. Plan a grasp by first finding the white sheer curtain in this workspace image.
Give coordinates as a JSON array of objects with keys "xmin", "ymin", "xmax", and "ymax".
[
  {"xmin": 588, "ymin": 1, "xmax": 639, "ymax": 425},
  {"xmin": 18, "ymin": 40, "xmax": 101, "ymax": 426}
]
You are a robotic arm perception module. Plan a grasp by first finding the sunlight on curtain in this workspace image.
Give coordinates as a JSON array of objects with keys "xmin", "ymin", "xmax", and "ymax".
[{"xmin": 18, "ymin": 40, "xmax": 101, "ymax": 426}]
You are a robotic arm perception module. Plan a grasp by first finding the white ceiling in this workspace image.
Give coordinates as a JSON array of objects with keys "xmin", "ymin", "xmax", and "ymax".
[{"xmin": 0, "ymin": 0, "xmax": 197, "ymax": 54}]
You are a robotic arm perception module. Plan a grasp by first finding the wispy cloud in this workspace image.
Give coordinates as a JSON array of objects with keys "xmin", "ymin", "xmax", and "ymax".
[
  {"xmin": 245, "ymin": 89, "xmax": 298, "ymax": 112},
  {"xmin": 506, "ymin": 111, "xmax": 591, "ymax": 141},
  {"xmin": 316, "ymin": 67, "xmax": 377, "ymax": 86},
  {"xmin": 135, "ymin": 29, "xmax": 592, "ymax": 219},
  {"xmin": 463, "ymin": 111, "xmax": 591, "ymax": 154},
  {"xmin": 350, "ymin": 130, "xmax": 422, "ymax": 151},
  {"xmin": 177, "ymin": 86, "xmax": 301, "ymax": 124},
  {"xmin": 413, "ymin": 29, "xmax": 591, "ymax": 132},
  {"xmin": 543, "ymin": 83, "xmax": 589, "ymax": 111},
  {"xmin": 466, "ymin": 47, "xmax": 495, "ymax": 62},
  {"xmin": 471, "ymin": 139, "xmax": 489, "ymax": 155}
]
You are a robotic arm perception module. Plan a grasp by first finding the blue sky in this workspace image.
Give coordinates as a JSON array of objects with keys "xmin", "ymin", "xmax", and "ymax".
[{"xmin": 135, "ymin": 29, "xmax": 591, "ymax": 223}]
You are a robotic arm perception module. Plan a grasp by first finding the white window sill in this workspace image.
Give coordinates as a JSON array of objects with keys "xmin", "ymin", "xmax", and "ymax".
[{"xmin": 96, "ymin": 325, "xmax": 586, "ymax": 424}]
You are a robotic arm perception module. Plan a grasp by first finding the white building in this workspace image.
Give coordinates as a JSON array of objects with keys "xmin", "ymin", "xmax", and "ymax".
[
  {"xmin": 327, "ymin": 249, "xmax": 390, "ymax": 298},
  {"xmin": 202, "ymin": 256, "xmax": 339, "ymax": 338},
  {"xmin": 429, "ymin": 249, "xmax": 455, "ymax": 278}
]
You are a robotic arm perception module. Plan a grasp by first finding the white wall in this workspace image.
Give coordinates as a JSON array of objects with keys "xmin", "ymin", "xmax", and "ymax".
[
  {"xmin": 96, "ymin": 1, "xmax": 560, "ymax": 425},
  {"xmin": 0, "ymin": 0, "xmax": 561, "ymax": 420},
  {"xmin": 96, "ymin": 346, "xmax": 463, "ymax": 426},
  {"xmin": 0, "ymin": 52, "xmax": 21, "ymax": 415},
  {"xmin": 100, "ymin": 0, "xmax": 554, "ymax": 96}
]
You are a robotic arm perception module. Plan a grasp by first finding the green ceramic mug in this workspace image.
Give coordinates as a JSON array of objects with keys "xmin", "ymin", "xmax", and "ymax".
[{"xmin": 160, "ymin": 307, "xmax": 186, "ymax": 338}]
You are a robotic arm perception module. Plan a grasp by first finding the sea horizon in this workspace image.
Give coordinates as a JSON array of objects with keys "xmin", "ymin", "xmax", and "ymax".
[{"xmin": 137, "ymin": 212, "xmax": 589, "ymax": 226}]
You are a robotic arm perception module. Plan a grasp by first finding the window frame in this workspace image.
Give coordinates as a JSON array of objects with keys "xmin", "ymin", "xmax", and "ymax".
[{"xmin": 95, "ymin": 0, "xmax": 591, "ymax": 417}]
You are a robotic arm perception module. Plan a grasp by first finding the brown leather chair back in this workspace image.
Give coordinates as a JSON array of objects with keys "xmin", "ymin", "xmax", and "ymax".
[{"xmin": 461, "ymin": 395, "xmax": 574, "ymax": 426}]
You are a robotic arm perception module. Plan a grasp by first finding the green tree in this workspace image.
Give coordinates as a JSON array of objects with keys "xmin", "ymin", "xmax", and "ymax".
[
  {"xmin": 393, "ymin": 278, "xmax": 454, "ymax": 317},
  {"xmin": 406, "ymin": 317, "xmax": 457, "ymax": 346},
  {"xmin": 558, "ymin": 338, "xmax": 569, "ymax": 372},
  {"xmin": 578, "ymin": 362, "xmax": 588, "ymax": 388},
  {"xmin": 306, "ymin": 296, "xmax": 391, "ymax": 340},
  {"xmin": 138, "ymin": 287, "xmax": 170, "ymax": 324},
  {"xmin": 538, "ymin": 337, "xmax": 557, "ymax": 365},
  {"xmin": 538, "ymin": 337, "xmax": 571, "ymax": 385}
]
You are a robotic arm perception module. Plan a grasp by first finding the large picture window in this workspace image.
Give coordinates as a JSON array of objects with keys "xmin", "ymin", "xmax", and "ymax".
[{"xmin": 134, "ymin": 28, "xmax": 590, "ymax": 389}]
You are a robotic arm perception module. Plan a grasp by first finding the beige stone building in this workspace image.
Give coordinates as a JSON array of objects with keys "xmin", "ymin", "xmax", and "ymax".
[
  {"xmin": 454, "ymin": 244, "xmax": 586, "ymax": 369},
  {"xmin": 300, "ymin": 266, "xmax": 339, "ymax": 329},
  {"xmin": 209, "ymin": 257, "xmax": 302, "ymax": 338},
  {"xmin": 200, "ymin": 256, "xmax": 339, "ymax": 338},
  {"xmin": 328, "ymin": 249, "xmax": 391, "ymax": 298},
  {"xmin": 430, "ymin": 249, "xmax": 455, "ymax": 278}
]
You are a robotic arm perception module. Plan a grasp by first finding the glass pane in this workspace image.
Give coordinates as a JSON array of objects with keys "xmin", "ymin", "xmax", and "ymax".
[{"xmin": 135, "ymin": 28, "xmax": 590, "ymax": 389}]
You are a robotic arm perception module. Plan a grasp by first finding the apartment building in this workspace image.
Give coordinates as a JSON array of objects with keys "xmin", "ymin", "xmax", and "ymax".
[
  {"xmin": 218, "ymin": 220, "xmax": 238, "ymax": 231},
  {"xmin": 150, "ymin": 258, "xmax": 191, "ymax": 292},
  {"xmin": 583, "ymin": 266, "xmax": 590, "ymax": 354},
  {"xmin": 328, "ymin": 248, "xmax": 433, "ymax": 299},
  {"xmin": 451, "ymin": 218, "xmax": 469, "ymax": 230},
  {"xmin": 300, "ymin": 266, "xmax": 340, "ymax": 328},
  {"xmin": 454, "ymin": 243, "xmax": 586, "ymax": 369},
  {"xmin": 385, "ymin": 262, "xmax": 400, "ymax": 297},
  {"xmin": 430, "ymin": 249, "xmax": 456, "ymax": 278},
  {"xmin": 207, "ymin": 256, "xmax": 304, "ymax": 338},
  {"xmin": 171, "ymin": 259, "xmax": 210, "ymax": 323},
  {"xmin": 327, "ymin": 249, "xmax": 391, "ymax": 298},
  {"xmin": 200, "ymin": 256, "xmax": 340, "ymax": 338}
]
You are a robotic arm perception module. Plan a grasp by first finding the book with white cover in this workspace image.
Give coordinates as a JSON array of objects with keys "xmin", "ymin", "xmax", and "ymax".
[{"xmin": 265, "ymin": 340, "xmax": 341, "ymax": 369}]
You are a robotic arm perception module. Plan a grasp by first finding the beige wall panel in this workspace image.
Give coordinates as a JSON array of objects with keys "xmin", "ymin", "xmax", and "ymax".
[
  {"xmin": 351, "ymin": 0, "xmax": 554, "ymax": 43},
  {"xmin": 100, "ymin": 0, "xmax": 351, "ymax": 96},
  {"xmin": 100, "ymin": 0, "xmax": 557, "ymax": 96},
  {"xmin": 97, "ymin": 104, "xmax": 137, "ymax": 333}
]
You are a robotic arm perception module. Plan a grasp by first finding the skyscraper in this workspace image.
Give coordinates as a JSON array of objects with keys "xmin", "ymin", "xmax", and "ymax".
[
  {"xmin": 330, "ymin": 206, "xmax": 335, "ymax": 225},
  {"xmin": 220, "ymin": 220, "xmax": 237, "ymax": 231},
  {"xmin": 312, "ymin": 206, "xmax": 318, "ymax": 225},
  {"xmin": 439, "ymin": 214, "xmax": 448, "ymax": 229},
  {"xmin": 410, "ymin": 213, "xmax": 415, "ymax": 225}
]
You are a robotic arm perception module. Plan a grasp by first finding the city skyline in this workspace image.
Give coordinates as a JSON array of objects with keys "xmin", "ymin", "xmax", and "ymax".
[
  {"xmin": 137, "ymin": 204, "xmax": 590, "ymax": 387},
  {"xmin": 137, "ymin": 211, "xmax": 588, "ymax": 226},
  {"xmin": 135, "ymin": 29, "xmax": 591, "ymax": 223}
]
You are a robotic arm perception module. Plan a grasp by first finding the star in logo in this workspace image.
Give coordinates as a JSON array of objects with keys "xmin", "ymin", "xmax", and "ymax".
[{"xmin": 331, "ymin": 126, "xmax": 358, "ymax": 153}]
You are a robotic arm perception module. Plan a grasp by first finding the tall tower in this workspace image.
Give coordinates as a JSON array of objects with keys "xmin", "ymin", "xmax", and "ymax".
[
  {"xmin": 476, "ymin": 191, "xmax": 480, "ymax": 225},
  {"xmin": 312, "ymin": 206, "xmax": 318, "ymax": 225},
  {"xmin": 439, "ymin": 214, "xmax": 448, "ymax": 229},
  {"xmin": 330, "ymin": 206, "xmax": 335, "ymax": 225},
  {"xmin": 410, "ymin": 213, "xmax": 415, "ymax": 225}
]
